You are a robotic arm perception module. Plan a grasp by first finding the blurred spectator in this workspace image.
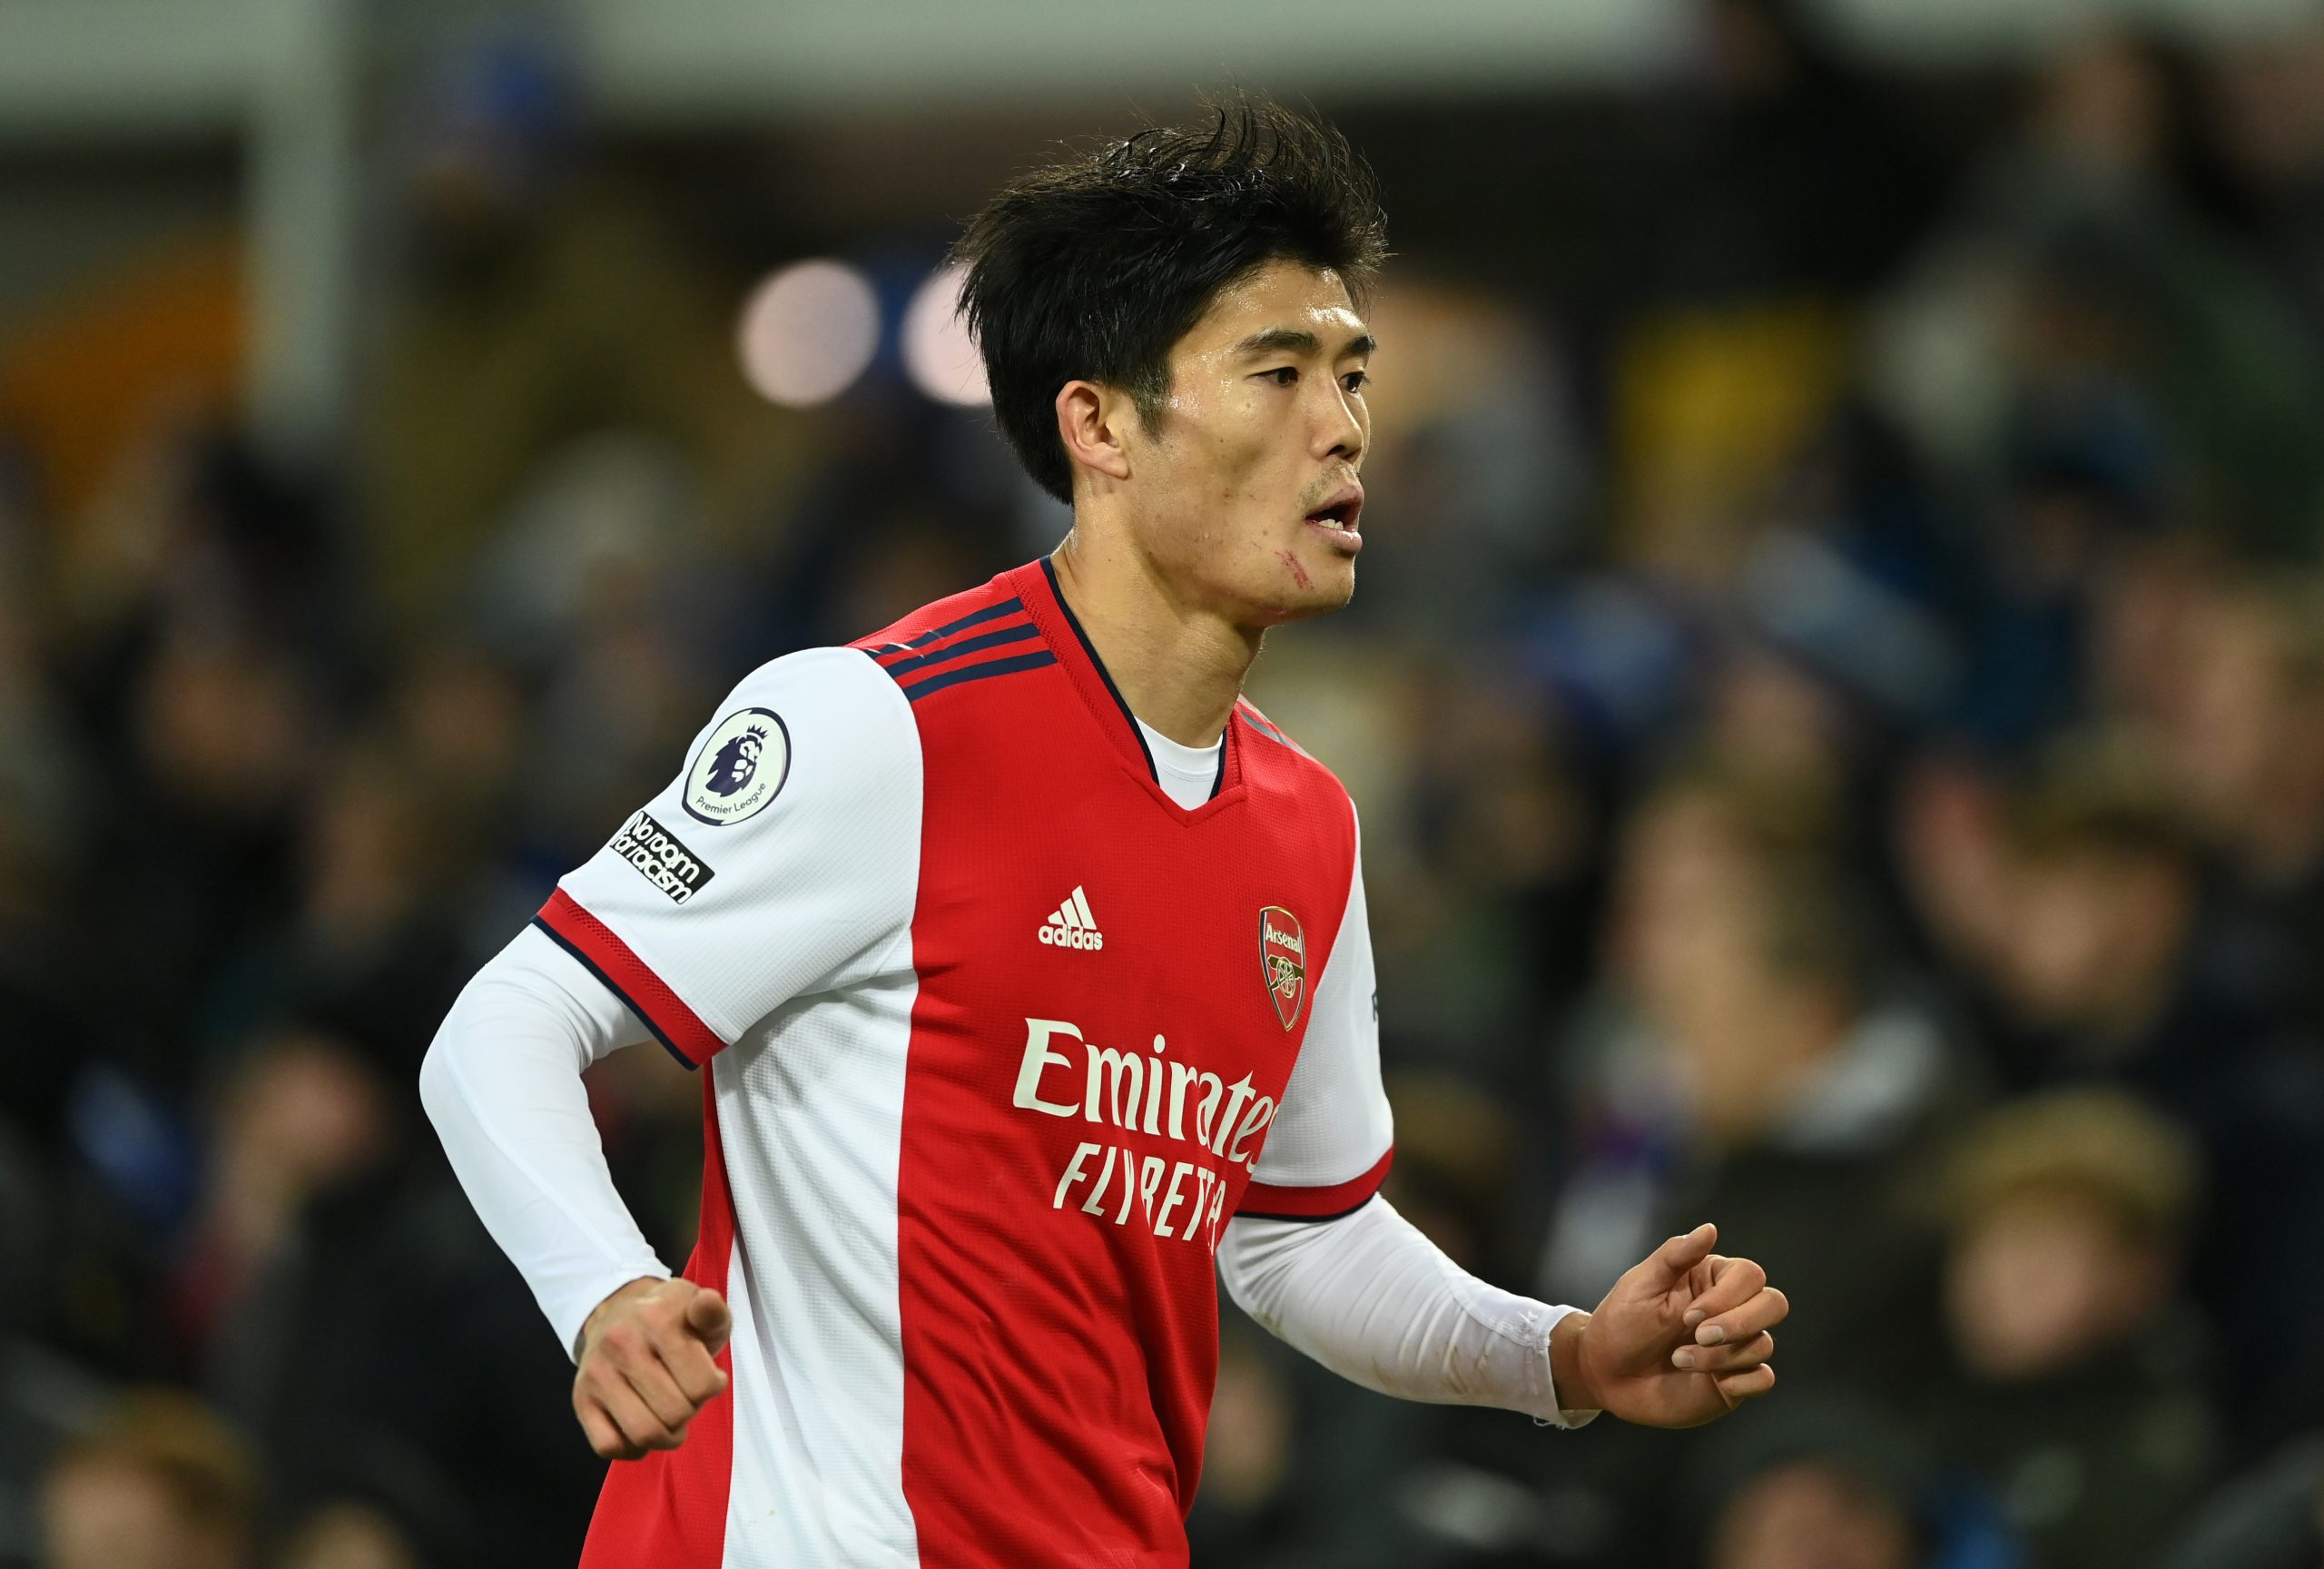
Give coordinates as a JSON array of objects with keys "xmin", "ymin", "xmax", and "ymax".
[
  {"xmin": 361, "ymin": 26, "xmax": 793, "ymax": 628},
  {"xmin": 1540, "ymin": 775, "xmax": 1967, "ymax": 1399},
  {"xmin": 1186, "ymin": 1319, "xmax": 1300, "ymax": 1565},
  {"xmin": 274, "ymin": 1503, "xmax": 421, "ymax": 1569},
  {"xmin": 88, "ymin": 629, "xmax": 311, "ymax": 1093},
  {"xmin": 1521, "ymin": 775, "xmax": 1976, "ymax": 1564},
  {"xmin": 141, "ymin": 1012, "xmax": 598, "ymax": 1569},
  {"xmin": 1694, "ymin": 1397, "xmax": 2020, "ymax": 1569},
  {"xmin": 205, "ymin": 748, "xmax": 471, "ymax": 1081},
  {"xmin": 1194, "ymin": 1077, "xmax": 1534, "ymax": 1569},
  {"xmin": 39, "ymin": 1388, "xmax": 256, "ymax": 1569},
  {"xmin": 1984, "ymin": 752, "xmax": 2324, "ymax": 1444},
  {"xmin": 2202, "ymin": 22, "xmax": 2324, "ymax": 338},
  {"xmin": 2169, "ymin": 573, "xmax": 2324, "ymax": 1042},
  {"xmin": 1374, "ymin": 668, "xmax": 1599, "ymax": 1086},
  {"xmin": 172, "ymin": 1031, "xmax": 398, "ymax": 1357},
  {"xmin": 1932, "ymin": 1090, "xmax": 2213, "ymax": 1569},
  {"xmin": 2158, "ymin": 1434, "xmax": 2324, "ymax": 1569}
]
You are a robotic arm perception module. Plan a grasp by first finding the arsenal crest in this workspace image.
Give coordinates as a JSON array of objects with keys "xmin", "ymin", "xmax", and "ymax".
[{"xmin": 1258, "ymin": 906, "xmax": 1306, "ymax": 1031}]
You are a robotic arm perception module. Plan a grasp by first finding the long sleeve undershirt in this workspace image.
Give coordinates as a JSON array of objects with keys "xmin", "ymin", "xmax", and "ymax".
[
  {"xmin": 421, "ymin": 928, "xmax": 1592, "ymax": 1425},
  {"xmin": 419, "ymin": 926, "xmax": 670, "ymax": 1359},
  {"xmin": 1218, "ymin": 1200, "xmax": 1595, "ymax": 1427}
]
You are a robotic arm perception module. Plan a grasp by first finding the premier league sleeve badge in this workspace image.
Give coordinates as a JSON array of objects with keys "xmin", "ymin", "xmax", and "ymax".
[{"xmin": 684, "ymin": 708, "xmax": 793, "ymax": 826}]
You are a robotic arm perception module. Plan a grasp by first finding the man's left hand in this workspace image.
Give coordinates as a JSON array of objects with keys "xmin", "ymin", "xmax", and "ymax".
[{"xmin": 1547, "ymin": 1222, "xmax": 1787, "ymax": 1428}]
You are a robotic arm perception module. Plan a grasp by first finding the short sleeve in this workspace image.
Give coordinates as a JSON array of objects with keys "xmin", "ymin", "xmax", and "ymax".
[
  {"xmin": 1239, "ymin": 805, "xmax": 1393, "ymax": 1219},
  {"xmin": 534, "ymin": 646, "xmax": 921, "ymax": 1068}
]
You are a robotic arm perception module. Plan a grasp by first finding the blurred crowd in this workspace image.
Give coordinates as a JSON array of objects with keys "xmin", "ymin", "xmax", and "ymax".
[{"xmin": 10, "ymin": 3, "xmax": 2324, "ymax": 1565}]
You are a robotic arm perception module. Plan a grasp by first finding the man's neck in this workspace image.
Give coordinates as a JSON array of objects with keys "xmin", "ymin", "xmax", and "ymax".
[{"xmin": 1048, "ymin": 531, "xmax": 1260, "ymax": 748}]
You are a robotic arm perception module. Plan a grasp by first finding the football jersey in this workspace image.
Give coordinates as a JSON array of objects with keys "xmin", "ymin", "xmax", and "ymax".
[{"xmin": 536, "ymin": 559, "xmax": 1393, "ymax": 1568}]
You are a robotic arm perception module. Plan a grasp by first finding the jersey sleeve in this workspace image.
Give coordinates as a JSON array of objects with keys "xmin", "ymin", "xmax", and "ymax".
[
  {"xmin": 534, "ymin": 646, "xmax": 921, "ymax": 1067},
  {"xmin": 1239, "ymin": 804, "xmax": 1394, "ymax": 1219}
]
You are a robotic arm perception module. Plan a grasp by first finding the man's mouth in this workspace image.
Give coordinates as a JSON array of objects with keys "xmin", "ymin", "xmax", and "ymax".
[{"xmin": 1302, "ymin": 481, "xmax": 1364, "ymax": 536}]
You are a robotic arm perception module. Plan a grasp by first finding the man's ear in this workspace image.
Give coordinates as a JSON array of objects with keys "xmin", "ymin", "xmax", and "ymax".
[{"xmin": 1055, "ymin": 380, "xmax": 1135, "ymax": 486}]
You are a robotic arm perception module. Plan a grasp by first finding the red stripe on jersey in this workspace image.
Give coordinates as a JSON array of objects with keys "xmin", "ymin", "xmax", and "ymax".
[
  {"xmin": 1236, "ymin": 1148, "xmax": 1394, "ymax": 1221},
  {"xmin": 537, "ymin": 890, "xmax": 727, "ymax": 1067},
  {"xmin": 581, "ymin": 1076, "xmax": 740, "ymax": 1566}
]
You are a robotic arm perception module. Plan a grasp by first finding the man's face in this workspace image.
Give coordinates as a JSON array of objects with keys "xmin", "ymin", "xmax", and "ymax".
[{"xmin": 1118, "ymin": 259, "xmax": 1374, "ymax": 626}]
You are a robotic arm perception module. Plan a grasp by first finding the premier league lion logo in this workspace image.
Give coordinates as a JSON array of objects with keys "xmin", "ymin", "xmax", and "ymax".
[
  {"xmin": 684, "ymin": 707, "xmax": 791, "ymax": 825},
  {"xmin": 705, "ymin": 725, "xmax": 768, "ymax": 798}
]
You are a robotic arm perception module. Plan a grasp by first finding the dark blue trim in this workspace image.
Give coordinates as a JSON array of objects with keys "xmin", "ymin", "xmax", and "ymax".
[
  {"xmin": 1039, "ymin": 558, "xmax": 1157, "ymax": 782},
  {"xmin": 1236, "ymin": 1195, "xmax": 1379, "ymax": 1224},
  {"xmin": 530, "ymin": 916, "xmax": 700, "ymax": 1071},
  {"xmin": 904, "ymin": 597, "xmax": 1025, "ymax": 650},
  {"xmin": 901, "ymin": 649, "xmax": 1058, "ymax": 701},
  {"xmin": 878, "ymin": 620, "xmax": 1039, "ymax": 677},
  {"xmin": 1211, "ymin": 735, "xmax": 1228, "ymax": 800}
]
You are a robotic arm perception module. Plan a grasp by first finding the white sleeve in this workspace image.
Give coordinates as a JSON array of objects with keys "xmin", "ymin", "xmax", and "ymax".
[
  {"xmin": 537, "ymin": 646, "xmax": 921, "ymax": 1066},
  {"xmin": 419, "ymin": 924, "xmax": 672, "ymax": 1360},
  {"xmin": 1218, "ymin": 1196, "xmax": 1600, "ymax": 1428},
  {"xmin": 1240, "ymin": 804, "xmax": 1394, "ymax": 1218}
]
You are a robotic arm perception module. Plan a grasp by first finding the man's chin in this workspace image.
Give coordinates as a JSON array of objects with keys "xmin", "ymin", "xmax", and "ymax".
[{"xmin": 1263, "ymin": 561, "xmax": 1356, "ymax": 624}]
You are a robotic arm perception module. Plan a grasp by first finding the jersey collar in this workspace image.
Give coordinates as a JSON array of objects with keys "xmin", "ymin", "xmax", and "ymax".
[{"xmin": 1013, "ymin": 558, "xmax": 1240, "ymax": 807}]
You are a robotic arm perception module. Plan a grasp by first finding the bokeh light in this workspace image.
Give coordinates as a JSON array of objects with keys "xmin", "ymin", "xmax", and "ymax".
[
  {"xmin": 902, "ymin": 262, "xmax": 990, "ymax": 407},
  {"xmin": 734, "ymin": 259, "xmax": 881, "ymax": 408}
]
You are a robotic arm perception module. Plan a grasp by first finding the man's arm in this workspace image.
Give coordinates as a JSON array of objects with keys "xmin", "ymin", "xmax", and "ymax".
[
  {"xmin": 419, "ymin": 926, "xmax": 666, "ymax": 1354},
  {"xmin": 419, "ymin": 927, "xmax": 731, "ymax": 1459},
  {"xmin": 1219, "ymin": 1196, "xmax": 1592, "ymax": 1423},
  {"xmin": 1219, "ymin": 1202, "xmax": 1784, "ymax": 1429},
  {"xmin": 1229, "ymin": 801, "xmax": 1783, "ymax": 1428},
  {"xmin": 423, "ymin": 646, "xmax": 922, "ymax": 1461}
]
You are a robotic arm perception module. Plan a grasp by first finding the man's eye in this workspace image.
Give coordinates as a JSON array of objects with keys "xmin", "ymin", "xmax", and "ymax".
[
  {"xmin": 1344, "ymin": 371, "xmax": 1370, "ymax": 393},
  {"xmin": 1264, "ymin": 367, "xmax": 1299, "ymax": 386}
]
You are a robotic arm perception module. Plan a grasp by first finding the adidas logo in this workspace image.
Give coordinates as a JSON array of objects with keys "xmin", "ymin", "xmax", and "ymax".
[{"xmin": 1038, "ymin": 885, "xmax": 1105, "ymax": 952}]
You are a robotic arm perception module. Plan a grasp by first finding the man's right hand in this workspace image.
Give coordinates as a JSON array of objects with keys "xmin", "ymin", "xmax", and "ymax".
[{"xmin": 574, "ymin": 1277, "xmax": 733, "ymax": 1460}]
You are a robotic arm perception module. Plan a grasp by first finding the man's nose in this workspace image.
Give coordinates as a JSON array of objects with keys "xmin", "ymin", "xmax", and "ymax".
[{"xmin": 1317, "ymin": 383, "xmax": 1364, "ymax": 463}]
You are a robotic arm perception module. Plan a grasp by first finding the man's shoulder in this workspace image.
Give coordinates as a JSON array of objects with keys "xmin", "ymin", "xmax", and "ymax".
[
  {"xmin": 849, "ymin": 569, "xmax": 1030, "ymax": 657},
  {"xmin": 1231, "ymin": 696, "xmax": 1361, "ymax": 884},
  {"xmin": 711, "ymin": 643, "xmax": 906, "ymax": 742},
  {"xmin": 1232, "ymin": 696, "xmax": 1348, "ymax": 801},
  {"xmin": 849, "ymin": 566, "xmax": 1058, "ymax": 708}
]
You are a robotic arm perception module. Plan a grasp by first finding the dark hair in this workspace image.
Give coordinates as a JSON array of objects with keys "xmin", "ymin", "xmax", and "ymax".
[{"xmin": 951, "ymin": 93, "xmax": 1390, "ymax": 505}]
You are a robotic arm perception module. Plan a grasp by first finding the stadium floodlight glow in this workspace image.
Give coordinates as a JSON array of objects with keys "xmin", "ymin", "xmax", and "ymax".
[
  {"xmin": 902, "ymin": 262, "xmax": 990, "ymax": 407},
  {"xmin": 735, "ymin": 260, "xmax": 881, "ymax": 408}
]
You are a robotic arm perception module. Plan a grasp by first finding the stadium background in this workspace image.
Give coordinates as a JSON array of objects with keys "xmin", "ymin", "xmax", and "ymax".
[{"xmin": 8, "ymin": 0, "xmax": 2324, "ymax": 1564}]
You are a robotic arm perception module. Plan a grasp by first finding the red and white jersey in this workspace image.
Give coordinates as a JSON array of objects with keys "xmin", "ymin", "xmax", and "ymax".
[{"xmin": 536, "ymin": 560, "xmax": 1393, "ymax": 1568}]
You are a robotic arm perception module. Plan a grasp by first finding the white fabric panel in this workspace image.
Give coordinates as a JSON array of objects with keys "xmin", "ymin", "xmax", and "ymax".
[
  {"xmin": 1218, "ymin": 1197, "xmax": 1597, "ymax": 1427},
  {"xmin": 716, "ymin": 942, "xmax": 923, "ymax": 1567},
  {"xmin": 1250, "ymin": 804, "xmax": 1393, "ymax": 1188},
  {"xmin": 557, "ymin": 646, "xmax": 923, "ymax": 1045},
  {"xmin": 428, "ymin": 644, "xmax": 928, "ymax": 1562},
  {"xmin": 418, "ymin": 925, "xmax": 670, "ymax": 1359},
  {"xmin": 1134, "ymin": 716, "xmax": 1221, "ymax": 809}
]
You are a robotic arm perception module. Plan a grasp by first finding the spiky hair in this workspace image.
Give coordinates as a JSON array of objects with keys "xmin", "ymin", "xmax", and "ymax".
[{"xmin": 951, "ymin": 91, "xmax": 1390, "ymax": 504}]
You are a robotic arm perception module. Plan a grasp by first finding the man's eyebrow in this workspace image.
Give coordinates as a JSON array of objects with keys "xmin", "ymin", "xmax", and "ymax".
[{"xmin": 1232, "ymin": 327, "xmax": 1378, "ymax": 359}]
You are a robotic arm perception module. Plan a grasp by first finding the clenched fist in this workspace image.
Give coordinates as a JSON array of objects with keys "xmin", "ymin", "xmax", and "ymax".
[
  {"xmin": 574, "ymin": 1277, "xmax": 733, "ymax": 1460},
  {"xmin": 1548, "ymin": 1223, "xmax": 1788, "ymax": 1429}
]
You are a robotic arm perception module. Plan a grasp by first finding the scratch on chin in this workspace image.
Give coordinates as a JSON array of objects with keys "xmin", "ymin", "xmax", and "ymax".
[{"xmin": 1279, "ymin": 550, "xmax": 1313, "ymax": 590}]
